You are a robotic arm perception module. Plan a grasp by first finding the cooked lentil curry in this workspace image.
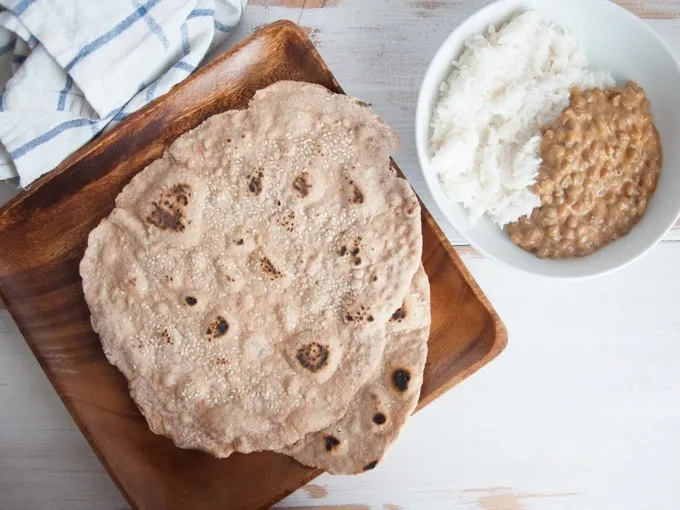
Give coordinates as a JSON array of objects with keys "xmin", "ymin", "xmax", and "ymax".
[{"xmin": 509, "ymin": 81, "xmax": 662, "ymax": 259}]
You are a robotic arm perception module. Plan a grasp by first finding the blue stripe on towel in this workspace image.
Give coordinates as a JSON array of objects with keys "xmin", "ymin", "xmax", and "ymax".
[
  {"xmin": 64, "ymin": 0, "xmax": 164, "ymax": 72},
  {"xmin": 11, "ymin": 0, "xmax": 36, "ymax": 16},
  {"xmin": 132, "ymin": 0, "xmax": 169, "ymax": 49},
  {"xmin": 57, "ymin": 76, "xmax": 74, "ymax": 111},
  {"xmin": 173, "ymin": 61, "xmax": 194, "ymax": 73},
  {"xmin": 214, "ymin": 20, "xmax": 232, "ymax": 33},
  {"xmin": 180, "ymin": 21, "xmax": 190, "ymax": 55},
  {"xmin": 10, "ymin": 118, "xmax": 98, "ymax": 159},
  {"xmin": 188, "ymin": 8, "xmax": 214, "ymax": 18},
  {"xmin": 103, "ymin": 105, "xmax": 125, "ymax": 119},
  {"xmin": 145, "ymin": 80, "xmax": 159, "ymax": 102}
]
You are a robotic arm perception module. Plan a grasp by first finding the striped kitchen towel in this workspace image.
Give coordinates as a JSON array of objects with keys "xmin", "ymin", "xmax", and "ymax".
[{"xmin": 0, "ymin": 0, "xmax": 246, "ymax": 186}]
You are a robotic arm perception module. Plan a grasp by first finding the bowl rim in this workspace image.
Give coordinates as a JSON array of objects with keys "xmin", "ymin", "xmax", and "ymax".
[{"xmin": 415, "ymin": 0, "xmax": 680, "ymax": 279}]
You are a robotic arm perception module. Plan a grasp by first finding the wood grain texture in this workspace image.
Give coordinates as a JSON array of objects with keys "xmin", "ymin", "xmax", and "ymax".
[
  {"xmin": 615, "ymin": 0, "xmax": 680, "ymax": 18},
  {"xmin": 249, "ymin": 0, "xmax": 340, "ymax": 7},
  {"xmin": 0, "ymin": 21, "xmax": 505, "ymax": 510}
]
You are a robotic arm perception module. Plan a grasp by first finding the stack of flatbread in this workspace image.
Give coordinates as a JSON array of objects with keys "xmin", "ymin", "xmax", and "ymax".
[{"xmin": 80, "ymin": 81, "xmax": 430, "ymax": 474}]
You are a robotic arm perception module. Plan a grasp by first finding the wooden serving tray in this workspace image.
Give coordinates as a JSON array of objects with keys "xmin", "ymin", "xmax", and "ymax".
[{"xmin": 0, "ymin": 22, "xmax": 507, "ymax": 509}]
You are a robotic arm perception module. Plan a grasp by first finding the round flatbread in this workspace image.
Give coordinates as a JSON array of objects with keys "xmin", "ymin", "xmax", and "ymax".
[
  {"xmin": 80, "ymin": 81, "xmax": 422, "ymax": 456},
  {"xmin": 279, "ymin": 265, "xmax": 430, "ymax": 474}
]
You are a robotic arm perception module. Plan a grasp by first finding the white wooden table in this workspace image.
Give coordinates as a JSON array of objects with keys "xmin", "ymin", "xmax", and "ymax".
[{"xmin": 2, "ymin": 1, "xmax": 680, "ymax": 509}]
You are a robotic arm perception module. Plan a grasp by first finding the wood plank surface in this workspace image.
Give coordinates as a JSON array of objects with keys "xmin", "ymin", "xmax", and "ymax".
[
  {"xmin": 2, "ymin": 1, "xmax": 680, "ymax": 509},
  {"xmin": 617, "ymin": 0, "xmax": 680, "ymax": 18}
]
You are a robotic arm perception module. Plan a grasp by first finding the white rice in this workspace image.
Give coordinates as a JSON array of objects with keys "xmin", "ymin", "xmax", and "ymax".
[{"xmin": 430, "ymin": 11, "xmax": 613, "ymax": 227}]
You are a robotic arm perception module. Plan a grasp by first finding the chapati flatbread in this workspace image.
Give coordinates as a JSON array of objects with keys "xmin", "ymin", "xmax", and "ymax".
[
  {"xmin": 279, "ymin": 265, "xmax": 430, "ymax": 474},
  {"xmin": 80, "ymin": 81, "xmax": 422, "ymax": 456}
]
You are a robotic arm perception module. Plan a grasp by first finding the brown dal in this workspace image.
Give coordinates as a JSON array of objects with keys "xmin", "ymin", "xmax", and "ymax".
[{"xmin": 509, "ymin": 81, "xmax": 662, "ymax": 259}]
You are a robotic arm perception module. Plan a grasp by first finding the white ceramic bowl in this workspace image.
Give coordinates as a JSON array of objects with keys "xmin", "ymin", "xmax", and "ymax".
[{"xmin": 416, "ymin": 0, "xmax": 680, "ymax": 278}]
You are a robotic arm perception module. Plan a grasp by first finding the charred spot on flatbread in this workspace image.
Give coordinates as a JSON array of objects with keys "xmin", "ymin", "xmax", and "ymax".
[
  {"xmin": 373, "ymin": 412, "xmax": 387, "ymax": 425},
  {"xmin": 339, "ymin": 238, "xmax": 363, "ymax": 265},
  {"xmin": 350, "ymin": 185, "xmax": 365, "ymax": 204},
  {"xmin": 248, "ymin": 168, "xmax": 264, "ymax": 195},
  {"xmin": 292, "ymin": 173, "xmax": 311, "ymax": 198},
  {"xmin": 206, "ymin": 316, "xmax": 229, "ymax": 341},
  {"xmin": 390, "ymin": 305, "xmax": 407, "ymax": 322},
  {"xmin": 324, "ymin": 435, "xmax": 340, "ymax": 451},
  {"xmin": 364, "ymin": 461, "xmax": 378, "ymax": 471},
  {"xmin": 352, "ymin": 239, "xmax": 362, "ymax": 265},
  {"xmin": 392, "ymin": 368, "xmax": 411, "ymax": 392},
  {"xmin": 296, "ymin": 342, "xmax": 329, "ymax": 372},
  {"xmin": 404, "ymin": 200, "xmax": 419, "ymax": 217},
  {"xmin": 344, "ymin": 305, "xmax": 373, "ymax": 324},
  {"xmin": 185, "ymin": 296, "xmax": 198, "ymax": 306},
  {"xmin": 146, "ymin": 183, "xmax": 192, "ymax": 232},
  {"xmin": 260, "ymin": 256, "xmax": 283, "ymax": 279},
  {"xmin": 160, "ymin": 329, "xmax": 172, "ymax": 345},
  {"xmin": 277, "ymin": 211, "xmax": 295, "ymax": 232}
]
